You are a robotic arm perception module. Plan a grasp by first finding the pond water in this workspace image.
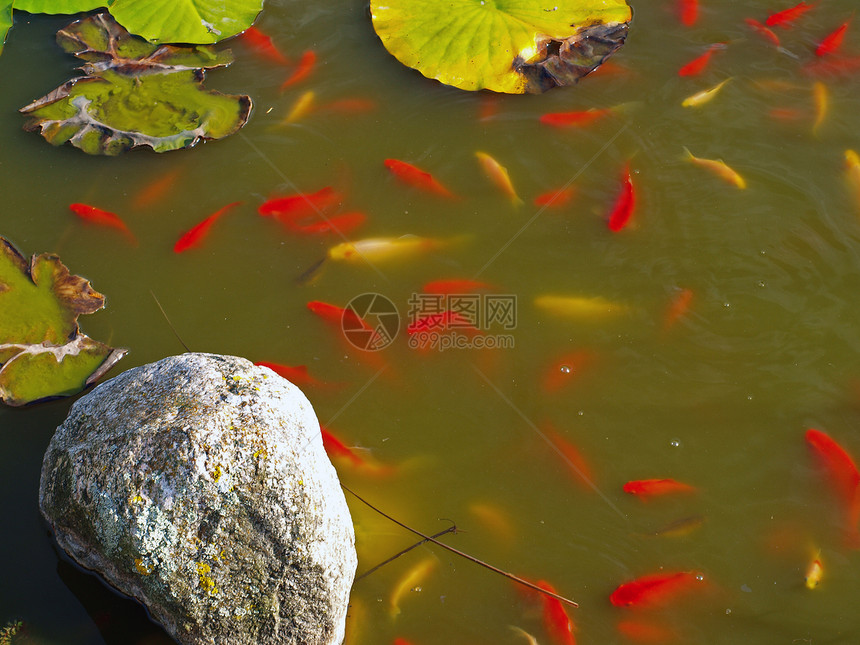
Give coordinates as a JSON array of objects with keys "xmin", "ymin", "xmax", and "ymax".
[{"xmin": 3, "ymin": 0, "xmax": 860, "ymax": 643}]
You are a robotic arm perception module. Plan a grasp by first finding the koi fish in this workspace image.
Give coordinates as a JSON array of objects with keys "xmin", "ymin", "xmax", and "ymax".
[
  {"xmin": 616, "ymin": 618, "xmax": 678, "ymax": 643},
  {"xmin": 292, "ymin": 211, "xmax": 366, "ymax": 235},
  {"xmin": 240, "ymin": 26, "xmax": 289, "ymax": 65},
  {"xmin": 805, "ymin": 428, "xmax": 860, "ymax": 547},
  {"xmin": 390, "ymin": 557, "xmax": 436, "ymax": 616},
  {"xmin": 812, "ymin": 81, "xmax": 828, "ymax": 135},
  {"xmin": 327, "ymin": 235, "xmax": 451, "ymax": 263},
  {"xmin": 682, "ymin": 148, "xmax": 746, "ymax": 189},
  {"xmin": 539, "ymin": 108, "xmax": 611, "ymax": 128},
  {"xmin": 535, "ymin": 294, "xmax": 628, "ymax": 320},
  {"xmin": 543, "ymin": 350, "xmax": 594, "ymax": 392},
  {"xmin": 535, "ymin": 580, "xmax": 576, "ymax": 645},
  {"xmin": 805, "ymin": 550, "xmax": 823, "ymax": 589},
  {"xmin": 816, "ymin": 21, "xmax": 851, "ymax": 57},
  {"xmin": 132, "ymin": 168, "xmax": 181, "ymax": 208},
  {"xmin": 534, "ymin": 186, "xmax": 576, "ymax": 208},
  {"xmin": 422, "ymin": 279, "xmax": 490, "ymax": 294},
  {"xmin": 682, "ymin": 78, "xmax": 731, "ymax": 107},
  {"xmin": 320, "ymin": 426, "xmax": 365, "ymax": 467},
  {"xmin": 173, "ymin": 201, "xmax": 242, "ymax": 253},
  {"xmin": 544, "ymin": 424, "xmax": 594, "ymax": 490},
  {"xmin": 607, "ymin": 164, "xmax": 636, "ymax": 232},
  {"xmin": 254, "ymin": 361, "xmax": 324, "ymax": 388},
  {"xmin": 846, "ymin": 149, "xmax": 860, "ymax": 207},
  {"xmin": 678, "ymin": 44, "xmax": 724, "ymax": 77},
  {"xmin": 469, "ymin": 502, "xmax": 515, "ymax": 544},
  {"xmin": 623, "ymin": 478, "xmax": 696, "ymax": 497},
  {"xmin": 307, "ymin": 300, "xmax": 370, "ymax": 330},
  {"xmin": 69, "ymin": 203, "xmax": 136, "ymax": 244},
  {"xmin": 280, "ymin": 49, "xmax": 316, "ymax": 89},
  {"xmin": 609, "ymin": 571, "xmax": 705, "ymax": 607},
  {"xmin": 282, "ymin": 90, "xmax": 315, "ymax": 124},
  {"xmin": 679, "ymin": 0, "xmax": 698, "ymax": 26},
  {"xmin": 476, "ymin": 151, "xmax": 523, "ymax": 206},
  {"xmin": 662, "ymin": 288, "xmax": 694, "ymax": 331},
  {"xmin": 745, "ymin": 18, "xmax": 782, "ymax": 47},
  {"xmin": 384, "ymin": 159, "xmax": 456, "ymax": 199},
  {"xmin": 258, "ymin": 186, "xmax": 341, "ymax": 220},
  {"xmin": 766, "ymin": 1, "xmax": 817, "ymax": 28}
]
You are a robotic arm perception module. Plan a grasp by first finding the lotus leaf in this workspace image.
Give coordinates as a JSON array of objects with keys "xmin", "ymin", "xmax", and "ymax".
[
  {"xmin": 19, "ymin": 13, "xmax": 251, "ymax": 155},
  {"xmin": 370, "ymin": 0, "xmax": 632, "ymax": 94},
  {"xmin": 12, "ymin": 0, "xmax": 104, "ymax": 14},
  {"xmin": 0, "ymin": 236, "xmax": 126, "ymax": 406},
  {"xmin": 0, "ymin": 1, "xmax": 11, "ymax": 57}
]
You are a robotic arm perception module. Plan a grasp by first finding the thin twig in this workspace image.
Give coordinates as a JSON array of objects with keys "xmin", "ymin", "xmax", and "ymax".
[
  {"xmin": 355, "ymin": 521, "xmax": 458, "ymax": 581},
  {"xmin": 341, "ymin": 483, "xmax": 578, "ymax": 607},
  {"xmin": 150, "ymin": 290, "xmax": 190, "ymax": 352}
]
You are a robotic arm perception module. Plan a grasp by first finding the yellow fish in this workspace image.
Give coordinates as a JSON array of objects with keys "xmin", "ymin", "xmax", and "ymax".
[
  {"xmin": 327, "ymin": 235, "xmax": 450, "ymax": 263},
  {"xmin": 476, "ymin": 151, "xmax": 523, "ymax": 206},
  {"xmin": 535, "ymin": 294, "xmax": 628, "ymax": 320},
  {"xmin": 846, "ymin": 150, "xmax": 860, "ymax": 208},
  {"xmin": 805, "ymin": 550, "xmax": 823, "ymax": 590},
  {"xmin": 683, "ymin": 147, "xmax": 746, "ymax": 189},
  {"xmin": 812, "ymin": 81, "xmax": 828, "ymax": 135},
  {"xmin": 282, "ymin": 90, "xmax": 315, "ymax": 124},
  {"xmin": 682, "ymin": 78, "xmax": 731, "ymax": 108},
  {"xmin": 389, "ymin": 557, "xmax": 436, "ymax": 617}
]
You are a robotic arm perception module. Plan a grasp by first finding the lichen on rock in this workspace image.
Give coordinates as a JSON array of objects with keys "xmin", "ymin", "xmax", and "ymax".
[{"xmin": 39, "ymin": 353, "xmax": 356, "ymax": 645}]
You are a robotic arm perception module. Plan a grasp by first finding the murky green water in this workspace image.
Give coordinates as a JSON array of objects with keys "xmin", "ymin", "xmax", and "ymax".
[{"xmin": 3, "ymin": 0, "xmax": 860, "ymax": 642}]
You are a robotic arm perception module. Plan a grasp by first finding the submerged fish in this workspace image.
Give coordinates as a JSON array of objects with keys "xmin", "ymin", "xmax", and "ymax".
[
  {"xmin": 535, "ymin": 294, "xmax": 628, "ymax": 320},
  {"xmin": 682, "ymin": 148, "xmax": 746, "ymax": 189},
  {"xmin": 476, "ymin": 151, "xmax": 523, "ymax": 206},
  {"xmin": 805, "ymin": 428, "xmax": 860, "ymax": 547},
  {"xmin": 385, "ymin": 158, "xmax": 456, "ymax": 198},
  {"xmin": 327, "ymin": 235, "xmax": 453, "ymax": 263},
  {"xmin": 766, "ymin": 1, "xmax": 817, "ymax": 28},
  {"xmin": 623, "ymin": 478, "xmax": 697, "ymax": 497},
  {"xmin": 280, "ymin": 49, "xmax": 316, "ymax": 89},
  {"xmin": 607, "ymin": 163, "xmax": 636, "ymax": 231},
  {"xmin": 682, "ymin": 78, "xmax": 732, "ymax": 107},
  {"xmin": 174, "ymin": 201, "xmax": 242, "ymax": 253},
  {"xmin": 69, "ymin": 203, "xmax": 136, "ymax": 244},
  {"xmin": 610, "ymin": 571, "xmax": 705, "ymax": 607},
  {"xmin": 816, "ymin": 20, "xmax": 851, "ymax": 57},
  {"xmin": 805, "ymin": 550, "xmax": 823, "ymax": 589},
  {"xmin": 390, "ymin": 557, "xmax": 436, "ymax": 617},
  {"xmin": 240, "ymin": 26, "xmax": 289, "ymax": 65}
]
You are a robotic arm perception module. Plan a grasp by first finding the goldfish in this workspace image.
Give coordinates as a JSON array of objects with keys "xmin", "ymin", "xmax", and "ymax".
[
  {"xmin": 384, "ymin": 159, "xmax": 456, "ymax": 199},
  {"xmin": 240, "ymin": 26, "xmax": 289, "ymax": 65},
  {"xmin": 662, "ymin": 287, "xmax": 694, "ymax": 331},
  {"xmin": 616, "ymin": 618, "xmax": 678, "ymax": 643},
  {"xmin": 292, "ymin": 211, "xmax": 366, "ymax": 235},
  {"xmin": 816, "ymin": 21, "xmax": 851, "ymax": 57},
  {"xmin": 679, "ymin": 0, "xmax": 698, "ymax": 26},
  {"xmin": 280, "ymin": 49, "xmax": 316, "ymax": 90},
  {"xmin": 805, "ymin": 428, "xmax": 860, "ymax": 547},
  {"xmin": 682, "ymin": 148, "xmax": 746, "ymax": 189},
  {"xmin": 282, "ymin": 90, "xmax": 315, "ymax": 124},
  {"xmin": 535, "ymin": 294, "xmax": 628, "ymax": 320},
  {"xmin": 768, "ymin": 107, "xmax": 806, "ymax": 122},
  {"xmin": 805, "ymin": 550, "xmax": 823, "ymax": 589},
  {"xmin": 544, "ymin": 424, "xmax": 594, "ymax": 491},
  {"xmin": 422, "ymin": 279, "xmax": 489, "ymax": 294},
  {"xmin": 390, "ymin": 557, "xmax": 436, "ymax": 617},
  {"xmin": 766, "ymin": 1, "xmax": 817, "ymax": 28},
  {"xmin": 648, "ymin": 515, "xmax": 705, "ymax": 538},
  {"xmin": 320, "ymin": 426, "xmax": 365, "ymax": 467},
  {"xmin": 469, "ymin": 502, "xmax": 515, "ymax": 544},
  {"xmin": 539, "ymin": 108, "xmax": 611, "ymax": 128},
  {"xmin": 543, "ymin": 351, "xmax": 594, "ymax": 393},
  {"xmin": 476, "ymin": 151, "xmax": 523, "ymax": 206},
  {"xmin": 132, "ymin": 168, "xmax": 181, "ymax": 208},
  {"xmin": 678, "ymin": 44, "xmax": 724, "ymax": 77},
  {"xmin": 307, "ymin": 300, "xmax": 370, "ymax": 330},
  {"xmin": 534, "ymin": 186, "xmax": 576, "ymax": 208},
  {"xmin": 681, "ymin": 78, "xmax": 731, "ymax": 107},
  {"xmin": 607, "ymin": 163, "xmax": 636, "ymax": 232},
  {"xmin": 535, "ymin": 580, "xmax": 576, "ymax": 645},
  {"xmin": 745, "ymin": 18, "xmax": 782, "ymax": 47},
  {"xmin": 610, "ymin": 571, "xmax": 705, "ymax": 608},
  {"xmin": 623, "ymin": 478, "xmax": 696, "ymax": 497},
  {"xmin": 812, "ymin": 81, "xmax": 828, "ymax": 135},
  {"xmin": 173, "ymin": 201, "xmax": 242, "ymax": 253},
  {"xmin": 478, "ymin": 94, "xmax": 500, "ymax": 121},
  {"xmin": 68, "ymin": 203, "xmax": 136, "ymax": 244},
  {"xmin": 804, "ymin": 55, "xmax": 860, "ymax": 78},
  {"xmin": 254, "ymin": 361, "xmax": 324, "ymax": 388},
  {"xmin": 258, "ymin": 186, "xmax": 341, "ymax": 220},
  {"xmin": 846, "ymin": 149, "xmax": 860, "ymax": 206},
  {"xmin": 327, "ymin": 235, "xmax": 451, "ymax": 263}
]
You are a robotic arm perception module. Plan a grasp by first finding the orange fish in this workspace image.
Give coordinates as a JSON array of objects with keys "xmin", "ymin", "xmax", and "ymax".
[
  {"xmin": 258, "ymin": 187, "xmax": 341, "ymax": 221},
  {"xmin": 282, "ymin": 90, "xmax": 315, "ymax": 124},
  {"xmin": 623, "ymin": 478, "xmax": 696, "ymax": 497},
  {"xmin": 766, "ymin": 1, "xmax": 817, "ymax": 28},
  {"xmin": 132, "ymin": 168, "xmax": 181, "ymax": 209},
  {"xmin": 69, "ymin": 203, "xmax": 136, "ymax": 244},
  {"xmin": 616, "ymin": 618, "xmax": 678, "ymax": 643},
  {"xmin": 804, "ymin": 55, "xmax": 860, "ymax": 77},
  {"xmin": 662, "ymin": 288, "xmax": 694, "ymax": 331},
  {"xmin": 320, "ymin": 426, "xmax": 365, "ymax": 467},
  {"xmin": 478, "ymin": 94, "xmax": 500, "ymax": 121},
  {"xmin": 539, "ymin": 108, "xmax": 611, "ymax": 128},
  {"xmin": 805, "ymin": 428, "xmax": 860, "ymax": 547},
  {"xmin": 543, "ymin": 351, "xmax": 594, "ymax": 393},
  {"xmin": 173, "ymin": 201, "xmax": 242, "ymax": 253},
  {"xmin": 280, "ymin": 50, "xmax": 316, "ymax": 89},
  {"xmin": 422, "ymin": 279, "xmax": 490, "ymax": 294},
  {"xmin": 816, "ymin": 21, "xmax": 851, "ymax": 57},
  {"xmin": 679, "ymin": 0, "xmax": 698, "ymax": 26},
  {"xmin": 544, "ymin": 424, "xmax": 594, "ymax": 491},
  {"xmin": 476, "ymin": 151, "xmax": 523, "ymax": 206},
  {"xmin": 534, "ymin": 186, "xmax": 576, "ymax": 208},
  {"xmin": 535, "ymin": 580, "xmax": 576, "ymax": 645},
  {"xmin": 610, "ymin": 571, "xmax": 705, "ymax": 608},
  {"xmin": 607, "ymin": 163, "xmax": 636, "ymax": 232},
  {"xmin": 254, "ymin": 361, "xmax": 325, "ymax": 388},
  {"xmin": 768, "ymin": 107, "xmax": 806, "ymax": 121},
  {"xmin": 745, "ymin": 18, "xmax": 782, "ymax": 47},
  {"xmin": 307, "ymin": 300, "xmax": 370, "ymax": 331},
  {"xmin": 240, "ymin": 26, "xmax": 289, "ymax": 65},
  {"xmin": 292, "ymin": 211, "xmax": 366, "ymax": 235},
  {"xmin": 384, "ymin": 159, "xmax": 456, "ymax": 199},
  {"xmin": 678, "ymin": 44, "xmax": 724, "ymax": 77}
]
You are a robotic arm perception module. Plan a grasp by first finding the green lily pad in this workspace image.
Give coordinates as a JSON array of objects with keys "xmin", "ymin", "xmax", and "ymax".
[
  {"xmin": 12, "ymin": 0, "xmax": 104, "ymax": 14},
  {"xmin": 19, "ymin": 13, "xmax": 251, "ymax": 155},
  {"xmin": 0, "ymin": 1, "xmax": 11, "ymax": 57},
  {"xmin": 0, "ymin": 236, "xmax": 126, "ymax": 407},
  {"xmin": 370, "ymin": 0, "xmax": 632, "ymax": 94},
  {"xmin": 109, "ymin": 0, "xmax": 263, "ymax": 44}
]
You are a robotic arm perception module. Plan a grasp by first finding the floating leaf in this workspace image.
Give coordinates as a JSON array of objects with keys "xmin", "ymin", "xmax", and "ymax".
[
  {"xmin": 109, "ymin": 0, "xmax": 263, "ymax": 44},
  {"xmin": 0, "ymin": 1, "xmax": 11, "ymax": 57},
  {"xmin": 370, "ymin": 0, "xmax": 632, "ymax": 94},
  {"xmin": 0, "ymin": 236, "xmax": 126, "ymax": 406},
  {"xmin": 12, "ymin": 0, "xmax": 104, "ymax": 14},
  {"xmin": 19, "ymin": 13, "xmax": 251, "ymax": 155}
]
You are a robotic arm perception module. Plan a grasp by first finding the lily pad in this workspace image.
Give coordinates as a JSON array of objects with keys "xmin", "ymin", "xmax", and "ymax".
[
  {"xmin": 11, "ymin": 0, "xmax": 104, "ymax": 14},
  {"xmin": 19, "ymin": 13, "xmax": 251, "ymax": 155},
  {"xmin": 0, "ymin": 1, "xmax": 11, "ymax": 57},
  {"xmin": 370, "ymin": 0, "xmax": 632, "ymax": 94},
  {"xmin": 0, "ymin": 236, "xmax": 126, "ymax": 406}
]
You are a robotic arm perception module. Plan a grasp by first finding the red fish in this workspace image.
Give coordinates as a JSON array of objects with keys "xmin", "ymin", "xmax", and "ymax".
[
  {"xmin": 679, "ymin": 0, "xmax": 698, "ymax": 26},
  {"xmin": 616, "ymin": 618, "xmax": 678, "ymax": 643},
  {"xmin": 384, "ymin": 159, "xmax": 457, "ymax": 199},
  {"xmin": 280, "ymin": 50, "xmax": 316, "ymax": 89},
  {"xmin": 816, "ymin": 21, "xmax": 851, "ymax": 57},
  {"xmin": 678, "ymin": 45, "xmax": 723, "ymax": 77},
  {"xmin": 478, "ymin": 94, "xmax": 500, "ymax": 121},
  {"xmin": 607, "ymin": 164, "xmax": 636, "ymax": 232},
  {"xmin": 173, "ymin": 201, "xmax": 242, "ymax": 253},
  {"xmin": 240, "ymin": 26, "xmax": 289, "ymax": 65},
  {"xmin": 543, "ymin": 351, "xmax": 594, "ymax": 393},
  {"xmin": 258, "ymin": 187, "xmax": 341, "ymax": 221},
  {"xmin": 745, "ymin": 18, "xmax": 782, "ymax": 47},
  {"xmin": 534, "ymin": 186, "xmax": 576, "ymax": 208},
  {"xmin": 766, "ymin": 1, "xmax": 817, "ymax": 28},
  {"xmin": 254, "ymin": 361, "xmax": 324, "ymax": 388},
  {"xmin": 544, "ymin": 424, "xmax": 594, "ymax": 491},
  {"xmin": 132, "ymin": 168, "xmax": 181, "ymax": 209},
  {"xmin": 610, "ymin": 571, "xmax": 705, "ymax": 608},
  {"xmin": 307, "ymin": 300, "xmax": 370, "ymax": 331},
  {"xmin": 662, "ymin": 288, "xmax": 694, "ymax": 331},
  {"xmin": 69, "ymin": 203, "xmax": 136, "ymax": 244},
  {"xmin": 804, "ymin": 55, "xmax": 860, "ymax": 77},
  {"xmin": 292, "ymin": 211, "xmax": 366, "ymax": 235},
  {"xmin": 805, "ymin": 428, "xmax": 860, "ymax": 547},
  {"xmin": 422, "ymin": 279, "xmax": 490, "ymax": 294},
  {"xmin": 623, "ymin": 479, "xmax": 696, "ymax": 497},
  {"xmin": 535, "ymin": 580, "xmax": 576, "ymax": 645},
  {"xmin": 320, "ymin": 426, "xmax": 365, "ymax": 467},
  {"xmin": 539, "ymin": 108, "xmax": 611, "ymax": 128}
]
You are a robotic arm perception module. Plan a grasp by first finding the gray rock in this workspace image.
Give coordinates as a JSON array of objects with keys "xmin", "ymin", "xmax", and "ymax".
[{"xmin": 39, "ymin": 353, "xmax": 356, "ymax": 645}]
